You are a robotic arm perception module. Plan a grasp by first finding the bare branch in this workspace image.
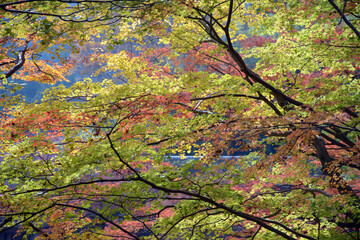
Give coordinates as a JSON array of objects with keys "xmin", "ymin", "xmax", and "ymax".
[{"xmin": 190, "ymin": 93, "xmax": 259, "ymax": 101}]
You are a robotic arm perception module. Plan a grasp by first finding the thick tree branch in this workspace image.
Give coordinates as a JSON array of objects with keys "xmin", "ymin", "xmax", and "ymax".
[
  {"xmin": 320, "ymin": 133, "xmax": 349, "ymax": 149},
  {"xmin": 313, "ymin": 136, "xmax": 356, "ymax": 196},
  {"xmin": 328, "ymin": 0, "xmax": 360, "ymax": 39},
  {"xmin": 192, "ymin": 7, "xmax": 310, "ymax": 113},
  {"xmin": 5, "ymin": 48, "xmax": 26, "ymax": 79},
  {"xmin": 344, "ymin": 107, "xmax": 359, "ymax": 118}
]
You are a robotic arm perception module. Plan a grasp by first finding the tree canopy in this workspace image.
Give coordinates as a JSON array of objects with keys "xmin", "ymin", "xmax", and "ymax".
[{"xmin": 0, "ymin": 0, "xmax": 359, "ymax": 239}]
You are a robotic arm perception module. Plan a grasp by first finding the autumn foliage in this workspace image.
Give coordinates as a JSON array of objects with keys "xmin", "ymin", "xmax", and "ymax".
[{"xmin": 0, "ymin": 0, "xmax": 359, "ymax": 239}]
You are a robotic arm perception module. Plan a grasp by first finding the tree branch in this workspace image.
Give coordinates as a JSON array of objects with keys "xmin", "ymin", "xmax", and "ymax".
[
  {"xmin": 328, "ymin": 0, "xmax": 360, "ymax": 39},
  {"xmin": 107, "ymin": 136, "xmax": 315, "ymax": 240},
  {"xmin": 190, "ymin": 93, "xmax": 259, "ymax": 101}
]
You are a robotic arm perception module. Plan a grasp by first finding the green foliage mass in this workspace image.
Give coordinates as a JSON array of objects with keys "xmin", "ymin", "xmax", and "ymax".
[{"xmin": 0, "ymin": 0, "xmax": 359, "ymax": 239}]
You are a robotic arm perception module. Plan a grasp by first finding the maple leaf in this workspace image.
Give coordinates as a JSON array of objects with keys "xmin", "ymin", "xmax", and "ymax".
[{"xmin": 0, "ymin": 1, "xmax": 359, "ymax": 240}]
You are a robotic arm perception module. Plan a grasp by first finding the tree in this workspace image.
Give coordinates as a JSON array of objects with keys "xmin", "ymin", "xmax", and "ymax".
[{"xmin": 0, "ymin": 0, "xmax": 359, "ymax": 239}]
